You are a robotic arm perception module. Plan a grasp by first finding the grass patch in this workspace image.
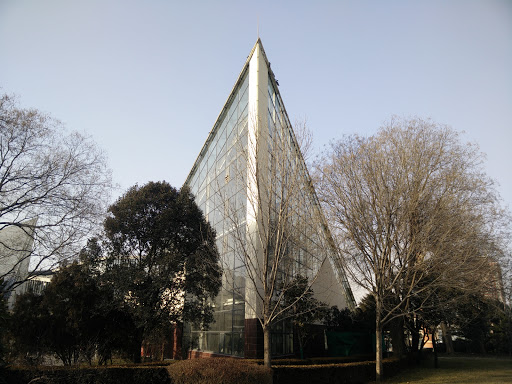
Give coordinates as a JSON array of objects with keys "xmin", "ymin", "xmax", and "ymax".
[{"xmin": 383, "ymin": 355, "xmax": 512, "ymax": 384}]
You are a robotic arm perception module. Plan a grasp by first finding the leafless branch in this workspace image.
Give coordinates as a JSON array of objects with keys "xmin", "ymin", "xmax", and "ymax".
[{"xmin": 0, "ymin": 93, "xmax": 112, "ymax": 296}]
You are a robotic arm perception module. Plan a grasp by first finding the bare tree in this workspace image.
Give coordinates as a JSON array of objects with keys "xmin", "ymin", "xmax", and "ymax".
[
  {"xmin": 0, "ymin": 93, "xmax": 112, "ymax": 298},
  {"xmin": 214, "ymin": 116, "xmax": 352, "ymax": 368},
  {"xmin": 315, "ymin": 117, "xmax": 508, "ymax": 381}
]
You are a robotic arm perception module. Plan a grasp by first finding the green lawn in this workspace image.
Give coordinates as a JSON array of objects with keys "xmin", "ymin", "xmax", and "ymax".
[{"xmin": 383, "ymin": 355, "xmax": 512, "ymax": 384}]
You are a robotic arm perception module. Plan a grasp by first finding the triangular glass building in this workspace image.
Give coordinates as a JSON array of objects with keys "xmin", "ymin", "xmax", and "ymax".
[{"xmin": 184, "ymin": 39, "xmax": 355, "ymax": 358}]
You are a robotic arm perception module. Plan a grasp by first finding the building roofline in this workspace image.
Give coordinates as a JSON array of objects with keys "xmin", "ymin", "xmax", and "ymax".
[
  {"xmin": 184, "ymin": 39, "xmax": 275, "ymax": 187},
  {"xmin": 261, "ymin": 46, "xmax": 357, "ymax": 309}
]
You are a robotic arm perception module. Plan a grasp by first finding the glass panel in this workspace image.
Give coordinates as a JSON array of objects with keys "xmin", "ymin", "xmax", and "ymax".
[
  {"xmin": 224, "ymin": 333, "xmax": 233, "ymax": 355},
  {"xmin": 233, "ymin": 310, "xmax": 244, "ymax": 328},
  {"xmin": 206, "ymin": 333, "xmax": 219, "ymax": 353},
  {"xmin": 219, "ymin": 333, "xmax": 226, "ymax": 354},
  {"xmin": 210, "ymin": 313, "xmax": 221, "ymax": 332},
  {"xmin": 187, "ymin": 70, "xmax": 250, "ymax": 357},
  {"xmin": 240, "ymin": 86, "xmax": 248, "ymax": 111},
  {"xmin": 233, "ymin": 332, "xmax": 244, "ymax": 357}
]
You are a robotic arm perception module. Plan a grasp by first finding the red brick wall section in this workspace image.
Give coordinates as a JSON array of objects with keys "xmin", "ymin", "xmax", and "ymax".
[{"xmin": 245, "ymin": 318, "xmax": 264, "ymax": 359}]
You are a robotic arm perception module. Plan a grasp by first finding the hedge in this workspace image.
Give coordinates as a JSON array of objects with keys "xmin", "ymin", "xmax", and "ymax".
[
  {"xmin": 167, "ymin": 358, "xmax": 272, "ymax": 384},
  {"xmin": 273, "ymin": 358, "xmax": 402, "ymax": 384},
  {"xmin": 246, "ymin": 354, "xmax": 374, "ymax": 366},
  {"xmin": 4, "ymin": 366, "xmax": 171, "ymax": 384},
  {"xmin": 5, "ymin": 357, "xmax": 402, "ymax": 384}
]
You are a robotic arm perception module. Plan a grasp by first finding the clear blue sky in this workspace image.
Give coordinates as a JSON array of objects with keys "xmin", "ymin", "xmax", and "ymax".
[{"xmin": 1, "ymin": 0, "xmax": 511, "ymax": 211}]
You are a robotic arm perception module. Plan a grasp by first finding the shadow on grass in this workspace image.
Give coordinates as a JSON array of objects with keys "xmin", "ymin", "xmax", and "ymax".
[{"xmin": 382, "ymin": 355, "xmax": 512, "ymax": 384}]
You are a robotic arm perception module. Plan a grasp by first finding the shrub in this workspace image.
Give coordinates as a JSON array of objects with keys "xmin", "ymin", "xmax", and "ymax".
[
  {"xmin": 246, "ymin": 354, "xmax": 374, "ymax": 366},
  {"xmin": 167, "ymin": 358, "xmax": 272, "ymax": 384}
]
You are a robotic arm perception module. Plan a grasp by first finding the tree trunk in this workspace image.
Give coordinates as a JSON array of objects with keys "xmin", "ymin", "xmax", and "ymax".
[
  {"xmin": 263, "ymin": 325, "xmax": 272, "ymax": 368},
  {"xmin": 389, "ymin": 317, "xmax": 405, "ymax": 359},
  {"xmin": 133, "ymin": 345, "xmax": 141, "ymax": 363},
  {"xmin": 375, "ymin": 296, "xmax": 383, "ymax": 383},
  {"xmin": 479, "ymin": 339, "xmax": 486, "ymax": 355},
  {"xmin": 132, "ymin": 328, "xmax": 144, "ymax": 363},
  {"xmin": 440, "ymin": 322, "xmax": 454, "ymax": 354},
  {"xmin": 432, "ymin": 329, "xmax": 438, "ymax": 368},
  {"xmin": 410, "ymin": 327, "xmax": 420, "ymax": 363},
  {"xmin": 298, "ymin": 328, "xmax": 304, "ymax": 359},
  {"xmin": 376, "ymin": 324, "xmax": 383, "ymax": 383}
]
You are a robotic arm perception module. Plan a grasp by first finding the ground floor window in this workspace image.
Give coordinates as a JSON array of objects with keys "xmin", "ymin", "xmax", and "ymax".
[
  {"xmin": 271, "ymin": 320, "xmax": 294, "ymax": 356},
  {"xmin": 190, "ymin": 331, "xmax": 245, "ymax": 356}
]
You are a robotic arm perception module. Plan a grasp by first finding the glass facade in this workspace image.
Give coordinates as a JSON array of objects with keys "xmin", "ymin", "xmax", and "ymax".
[
  {"xmin": 266, "ymin": 78, "xmax": 332, "ymax": 280},
  {"xmin": 265, "ymin": 77, "xmax": 333, "ymax": 355},
  {"xmin": 184, "ymin": 41, "xmax": 353, "ymax": 358},
  {"xmin": 187, "ymin": 70, "xmax": 249, "ymax": 357}
]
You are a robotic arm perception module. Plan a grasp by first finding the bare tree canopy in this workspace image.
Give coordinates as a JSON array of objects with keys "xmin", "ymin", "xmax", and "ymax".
[
  {"xmin": 315, "ymin": 117, "xmax": 510, "ymax": 381},
  {"xmin": 0, "ymin": 93, "xmax": 112, "ymax": 293},
  {"xmin": 216, "ymin": 116, "xmax": 351, "ymax": 367}
]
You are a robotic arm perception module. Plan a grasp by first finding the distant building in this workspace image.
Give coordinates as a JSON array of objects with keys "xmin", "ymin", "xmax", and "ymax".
[
  {"xmin": 183, "ymin": 39, "xmax": 355, "ymax": 359},
  {"xmin": 24, "ymin": 269, "xmax": 55, "ymax": 295},
  {"xmin": 0, "ymin": 218, "xmax": 37, "ymax": 308}
]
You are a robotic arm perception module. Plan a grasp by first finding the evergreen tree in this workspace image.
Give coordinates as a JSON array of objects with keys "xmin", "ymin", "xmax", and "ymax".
[{"xmin": 103, "ymin": 181, "xmax": 222, "ymax": 362}]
